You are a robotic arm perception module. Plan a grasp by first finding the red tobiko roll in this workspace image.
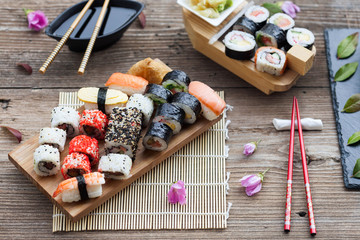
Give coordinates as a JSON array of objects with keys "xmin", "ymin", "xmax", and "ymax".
[
  {"xmin": 61, "ymin": 152, "xmax": 91, "ymax": 179},
  {"xmin": 80, "ymin": 110, "xmax": 108, "ymax": 140},
  {"xmin": 69, "ymin": 135, "xmax": 99, "ymax": 166}
]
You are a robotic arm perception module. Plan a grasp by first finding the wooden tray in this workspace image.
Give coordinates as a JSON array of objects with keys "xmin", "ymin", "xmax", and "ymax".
[
  {"xmin": 182, "ymin": 1, "xmax": 316, "ymax": 95},
  {"xmin": 8, "ymin": 106, "xmax": 222, "ymax": 222}
]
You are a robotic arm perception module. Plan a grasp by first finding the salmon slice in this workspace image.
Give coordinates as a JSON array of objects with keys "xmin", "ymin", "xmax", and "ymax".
[
  {"xmin": 105, "ymin": 73, "xmax": 148, "ymax": 89},
  {"xmin": 189, "ymin": 81, "xmax": 226, "ymax": 116}
]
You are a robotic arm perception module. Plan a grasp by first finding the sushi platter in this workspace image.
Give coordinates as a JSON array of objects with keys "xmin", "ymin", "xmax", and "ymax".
[{"xmin": 181, "ymin": 0, "xmax": 316, "ymax": 95}]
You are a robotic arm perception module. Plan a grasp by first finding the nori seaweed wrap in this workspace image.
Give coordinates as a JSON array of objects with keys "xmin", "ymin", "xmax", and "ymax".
[
  {"xmin": 171, "ymin": 92, "xmax": 201, "ymax": 124},
  {"xmin": 144, "ymin": 84, "xmax": 172, "ymax": 105},
  {"xmin": 233, "ymin": 16, "xmax": 260, "ymax": 35},
  {"xmin": 143, "ymin": 122, "xmax": 173, "ymax": 151},
  {"xmin": 153, "ymin": 103, "xmax": 185, "ymax": 134},
  {"xmin": 162, "ymin": 70, "xmax": 191, "ymax": 93},
  {"xmin": 256, "ymin": 23, "xmax": 286, "ymax": 49}
]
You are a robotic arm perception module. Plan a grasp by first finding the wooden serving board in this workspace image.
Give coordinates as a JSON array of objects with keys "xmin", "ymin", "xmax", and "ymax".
[
  {"xmin": 182, "ymin": 1, "xmax": 315, "ymax": 95},
  {"xmin": 8, "ymin": 109, "xmax": 222, "ymax": 222}
]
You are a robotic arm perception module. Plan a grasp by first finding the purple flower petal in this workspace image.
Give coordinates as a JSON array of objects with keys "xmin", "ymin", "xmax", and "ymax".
[
  {"xmin": 243, "ymin": 142, "xmax": 256, "ymax": 156},
  {"xmin": 27, "ymin": 10, "xmax": 48, "ymax": 31},
  {"xmin": 245, "ymin": 182, "xmax": 262, "ymax": 196},
  {"xmin": 240, "ymin": 174, "xmax": 261, "ymax": 187},
  {"xmin": 167, "ymin": 180, "xmax": 186, "ymax": 205}
]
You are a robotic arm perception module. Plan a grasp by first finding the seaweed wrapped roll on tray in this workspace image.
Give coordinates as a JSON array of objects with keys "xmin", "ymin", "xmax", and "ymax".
[
  {"xmin": 245, "ymin": 5, "xmax": 269, "ymax": 28},
  {"xmin": 162, "ymin": 70, "xmax": 191, "ymax": 93},
  {"xmin": 53, "ymin": 172, "xmax": 105, "ymax": 203},
  {"xmin": 39, "ymin": 127, "xmax": 66, "ymax": 152},
  {"xmin": 51, "ymin": 107, "xmax": 80, "ymax": 138},
  {"xmin": 69, "ymin": 135, "xmax": 99, "ymax": 166},
  {"xmin": 144, "ymin": 84, "xmax": 172, "ymax": 105},
  {"xmin": 98, "ymin": 154, "xmax": 132, "ymax": 180},
  {"xmin": 61, "ymin": 152, "xmax": 91, "ymax": 179},
  {"xmin": 80, "ymin": 110, "xmax": 108, "ymax": 140},
  {"xmin": 256, "ymin": 23, "xmax": 286, "ymax": 49},
  {"xmin": 143, "ymin": 122, "xmax": 173, "ymax": 151},
  {"xmin": 126, "ymin": 94, "xmax": 154, "ymax": 127},
  {"xmin": 223, "ymin": 30, "xmax": 256, "ymax": 60},
  {"xmin": 153, "ymin": 103, "xmax": 185, "ymax": 134},
  {"xmin": 268, "ymin": 13, "xmax": 295, "ymax": 32},
  {"xmin": 255, "ymin": 47, "xmax": 287, "ymax": 76},
  {"xmin": 33, "ymin": 145, "xmax": 60, "ymax": 176},
  {"xmin": 286, "ymin": 27, "xmax": 315, "ymax": 51},
  {"xmin": 171, "ymin": 92, "xmax": 201, "ymax": 124},
  {"xmin": 233, "ymin": 16, "xmax": 260, "ymax": 35}
]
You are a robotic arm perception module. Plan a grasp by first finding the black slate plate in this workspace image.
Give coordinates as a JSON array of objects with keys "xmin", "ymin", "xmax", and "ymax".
[
  {"xmin": 45, "ymin": 0, "xmax": 144, "ymax": 52},
  {"xmin": 324, "ymin": 28, "xmax": 360, "ymax": 189}
]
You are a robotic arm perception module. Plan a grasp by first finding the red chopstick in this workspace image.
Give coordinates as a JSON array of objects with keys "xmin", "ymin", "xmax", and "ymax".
[
  {"xmin": 295, "ymin": 97, "xmax": 317, "ymax": 236},
  {"xmin": 284, "ymin": 97, "xmax": 296, "ymax": 232}
]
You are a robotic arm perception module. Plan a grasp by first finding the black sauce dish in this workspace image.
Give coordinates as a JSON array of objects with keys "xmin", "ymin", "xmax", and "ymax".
[{"xmin": 45, "ymin": 0, "xmax": 144, "ymax": 52}]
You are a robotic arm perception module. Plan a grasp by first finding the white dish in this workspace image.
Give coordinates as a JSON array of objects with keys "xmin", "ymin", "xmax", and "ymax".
[{"xmin": 177, "ymin": 0, "xmax": 244, "ymax": 27}]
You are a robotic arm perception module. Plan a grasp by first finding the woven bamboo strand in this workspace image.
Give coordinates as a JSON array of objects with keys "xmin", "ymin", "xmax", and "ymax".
[
  {"xmin": 39, "ymin": 0, "xmax": 95, "ymax": 74},
  {"xmin": 78, "ymin": 0, "xmax": 110, "ymax": 75}
]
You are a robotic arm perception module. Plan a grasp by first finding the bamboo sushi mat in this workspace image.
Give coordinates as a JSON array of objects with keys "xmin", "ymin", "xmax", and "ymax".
[{"xmin": 53, "ymin": 91, "xmax": 231, "ymax": 232}]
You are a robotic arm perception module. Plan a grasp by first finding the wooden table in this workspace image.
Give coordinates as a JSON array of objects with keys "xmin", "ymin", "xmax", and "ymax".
[{"xmin": 1, "ymin": 0, "xmax": 359, "ymax": 238}]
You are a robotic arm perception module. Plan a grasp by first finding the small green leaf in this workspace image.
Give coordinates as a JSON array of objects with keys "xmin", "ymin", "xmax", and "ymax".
[
  {"xmin": 337, "ymin": 32, "xmax": 359, "ymax": 59},
  {"xmin": 334, "ymin": 62, "xmax": 358, "ymax": 81},
  {"xmin": 342, "ymin": 94, "xmax": 360, "ymax": 113},
  {"xmin": 348, "ymin": 131, "xmax": 360, "ymax": 145},
  {"xmin": 352, "ymin": 159, "xmax": 360, "ymax": 178},
  {"xmin": 262, "ymin": 3, "xmax": 282, "ymax": 16}
]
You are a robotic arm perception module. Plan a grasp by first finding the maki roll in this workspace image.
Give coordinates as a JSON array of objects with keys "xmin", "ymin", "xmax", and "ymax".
[
  {"xmin": 245, "ymin": 5, "xmax": 269, "ymax": 28},
  {"xmin": 143, "ymin": 122, "xmax": 173, "ymax": 151},
  {"xmin": 162, "ymin": 70, "xmax": 191, "ymax": 93},
  {"xmin": 39, "ymin": 127, "xmax": 66, "ymax": 152},
  {"xmin": 268, "ymin": 13, "xmax": 295, "ymax": 32},
  {"xmin": 33, "ymin": 145, "xmax": 60, "ymax": 176},
  {"xmin": 255, "ymin": 47, "xmax": 287, "ymax": 76},
  {"xmin": 80, "ymin": 109, "xmax": 108, "ymax": 140},
  {"xmin": 78, "ymin": 87, "xmax": 128, "ymax": 114},
  {"xmin": 105, "ymin": 107, "xmax": 143, "ymax": 160},
  {"xmin": 144, "ymin": 84, "xmax": 172, "ymax": 105},
  {"xmin": 53, "ymin": 172, "xmax": 105, "ymax": 203},
  {"xmin": 105, "ymin": 72, "xmax": 149, "ymax": 96},
  {"xmin": 69, "ymin": 135, "xmax": 99, "ymax": 166},
  {"xmin": 189, "ymin": 81, "xmax": 226, "ymax": 121},
  {"xmin": 153, "ymin": 103, "xmax": 185, "ymax": 134},
  {"xmin": 98, "ymin": 154, "xmax": 132, "ymax": 180},
  {"xmin": 51, "ymin": 107, "xmax": 80, "ymax": 138},
  {"xmin": 126, "ymin": 94, "xmax": 154, "ymax": 127},
  {"xmin": 171, "ymin": 92, "xmax": 201, "ymax": 124},
  {"xmin": 233, "ymin": 16, "xmax": 260, "ymax": 35},
  {"xmin": 61, "ymin": 152, "xmax": 91, "ymax": 179},
  {"xmin": 256, "ymin": 23, "xmax": 286, "ymax": 49},
  {"xmin": 285, "ymin": 27, "xmax": 315, "ymax": 51},
  {"xmin": 223, "ymin": 30, "xmax": 256, "ymax": 60}
]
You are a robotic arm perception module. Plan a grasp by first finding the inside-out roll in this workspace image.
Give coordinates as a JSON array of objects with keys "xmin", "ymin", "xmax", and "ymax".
[
  {"xmin": 39, "ymin": 127, "xmax": 66, "ymax": 152},
  {"xmin": 98, "ymin": 154, "xmax": 132, "ymax": 180},
  {"xmin": 255, "ymin": 47, "xmax": 287, "ymax": 76},
  {"xmin": 51, "ymin": 106, "xmax": 80, "ymax": 138},
  {"xmin": 34, "ymin": 145, "xmax": 60, "ymax": 176}
]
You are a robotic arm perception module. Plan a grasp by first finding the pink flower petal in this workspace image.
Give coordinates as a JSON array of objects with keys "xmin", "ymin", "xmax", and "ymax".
[
  {"xmin": 16, "ymin": 63, "xmax": 32, "ymax": 74},
  {"xmin": 240, "ymin": 174, "xmax": 261, "ymax": 187},
  {"xmin": 245, "ymin": 182, "xmax": 262, "ymax": 196},
  {"xmin": 138, "ymin": 12, "xmax": 146, "ymax": 28},
  {"xmin": 167, "ymin": 180, "xmax": 186, "ymax": 205}
]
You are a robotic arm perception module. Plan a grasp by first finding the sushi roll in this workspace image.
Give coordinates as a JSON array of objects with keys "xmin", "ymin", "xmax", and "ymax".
[
  {"xmin": 268, "ymin": 13, "xmax": 295, "ymax": 32},
  {"xmin": 162, "ymin": 70, "xmax": 191, "ymax": 94},
  {"xmin": 51, "ymin": 107, "xmax": 80, "ymax": 138},
  {"xmin": 53, "ymin": 172, "xmax": 105, "ymax": 202},
  {"xmin": 105, "ymin": 72, "xmax": 149, "ymax": 96},
  {"xmin": 285, "ymin": 27, "xmax": 315, "ymax": 51},
  {"xmin": 245, "ymin": 5, "xmax": 270, "ymax": 29},
  {"xmin": 256, "ymin": 23, "xmax": 286, "ymax": 49},
  {"xmin": 105, "ymin": 107, "xmax": 143, "ymax": 160},
  {"xmin": 126, "ymin": 94, "xmax": 154, "ymax": 127},
  {"xmin": 255, "ymin": 47, "xmax": 287, "ymax": 76},
  {"xmin": 144, "ymin": 84, "xmax": 172, "ymax": 105},
  {"xmin": 78, "ymin": 87, "xmax": 128, "ymax": 114},
  {"xmin": 69, "ymin": 135, "xmax": 99, "ymax": 166},
  {"xmin": 153, "ymin": 103, "xmax": 185, "ymax": 134},
  {"xmin": 189, "ymin": 81, "xmax": 226, "ymax": 121},
  {"xmin": 39, "ymin": 127, "xmax": 66, "ymax": 152},
  {"xmin": 61, "ymin": 152, "xmax": 91, "ymax": 179},
  {"xmin": 98, "ymin": 154, "xmax": 132, "ymax": 180},
  {"xmin": 79, "ymin": 110, "xmax": 108, "ymax": 140},
  {"xmin": 33, "ymin": 145, "xmax": 60, "ymax": 176},
  {"xmin": 171, "ymin": 92, "xmax": 201, "ymax": 124},
  {"xmin": 223, "ymin": 30, "xmax": 256, "ymax": 60},
  {"xmin": 233, "ymin": 16, "xmax": 260, "ymax": 35},
  {"xmin": 143, "ymin": 122, "xmax": 173, "ymax": 151}
]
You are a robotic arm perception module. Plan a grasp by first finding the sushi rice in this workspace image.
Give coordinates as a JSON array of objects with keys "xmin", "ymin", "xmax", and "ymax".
[
  {"xmin": 39, "ymin": 127, "xmax": 67, "ymax": 152},
  {"xmin": 34, "ymin": 145, "xmax": 60, "ymax": 176},
  {"xmin": 98, "ymin": 154, "xmax": 133, "ymax": 180},
  {"xmin": 255, "ymin": 47, "xmax": 287, "ymax": 76},
  {"xmin": 126, "ymin": 94, "xmax": 154, "ymax": 127},
  {"xmin": 51, "ymin": 107, "xmax": 80, "ymax": 138}
]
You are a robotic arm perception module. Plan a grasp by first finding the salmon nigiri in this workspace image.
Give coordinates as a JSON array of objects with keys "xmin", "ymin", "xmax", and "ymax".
[
  {"xmin": 53, "ymin": 172, "xmax": 105, "ymax": 202},
  {"xmin": 105, "ymin": 72, "xmax": 148, "ymax": 96},
  {"xmin": 189, "ymin": 81, "xmax": 226, "ymax": 121}
]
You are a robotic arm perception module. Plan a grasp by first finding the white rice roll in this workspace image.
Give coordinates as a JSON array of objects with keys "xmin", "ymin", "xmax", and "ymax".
[
  {"xmin": 245, "ymin": 5, "xmax": 270, "ymax": 23},
  {"xmin": 269, "ymin": 13, "xmax": 295, "ymax": 31},
  {"xmin": 255, "ymin": 47, "xmax": 287, "ymax": 76},
  {"xmin": 98, "ymin": 154, "xmax": 132, "ymax": 180},
  {"xmin": 51, "ymin": 107, "xmax": 80, "ymax": 137},
  {"xmin": 33, "ymin": 145, "xmax": 60, "ymax": 176},
  {"xmin": 39, "ymin": 127, "xmax": 67, "ymax": 152},
  {"xmin": 126, "ymin": 94, "xmax": 154, "ymax": 127}
]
